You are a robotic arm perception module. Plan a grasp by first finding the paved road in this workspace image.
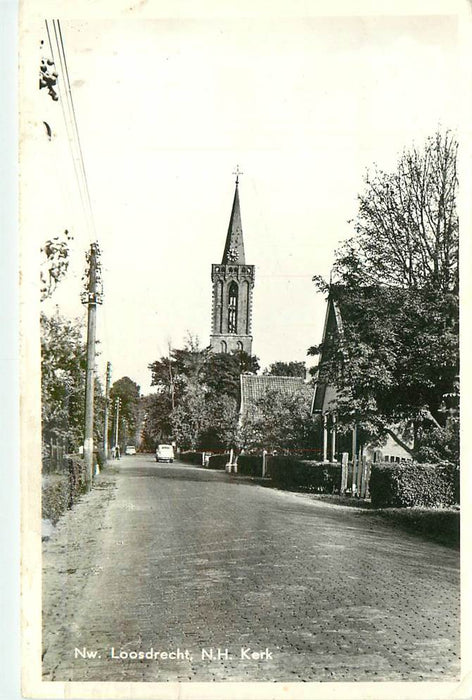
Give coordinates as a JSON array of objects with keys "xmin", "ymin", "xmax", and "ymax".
[{"xmin": 42, "ymin": 455, "xmax": 460, "ymax": 682}]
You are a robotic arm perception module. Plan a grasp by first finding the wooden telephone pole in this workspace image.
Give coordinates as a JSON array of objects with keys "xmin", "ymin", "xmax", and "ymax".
[
  {"xmin": 114, "ymin": 397, "xmax": 121, "ymax": 455},
  {"xmin": 81, "ymin": 242, "xmax": 103, "ymax": 489},
  {"xmin": 103, "ymin": 361, "xmax": 112, "ymax": 461}
]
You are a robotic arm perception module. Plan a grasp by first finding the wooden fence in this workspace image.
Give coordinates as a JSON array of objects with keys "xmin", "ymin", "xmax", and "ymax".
[{"xmin": 340, "ymin": 452, "xmax": 372, "ymax": 498}]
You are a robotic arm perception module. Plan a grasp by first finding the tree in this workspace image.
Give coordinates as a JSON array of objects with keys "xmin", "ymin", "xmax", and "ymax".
[
  {"xmin": 198, "ymin": 395, "xmax": 240, "ymax": 452},
  {"xmin": 240, "ymin": 389, "xmax": 315, "ymax": 456},
  {"xmin": 171, "ymin": 385, "xmax": 208, "ymax": 450},
  {"xmin": 40, "ymin": 230, "xmax": 73, "ymax": 301},
  {"xmin": 310, "ymin": 286, "xmax": 458, "ymax": 439},
  {"xmin": 140, "ymin": 393, "xmax": 173, "ymax": 450},
  {"xmin": 264, "ymin": 361, "xmax": 306, "ymax": 378},
  {"xmin": 311, "ymin": 131, "xmax": 459, "ymax": 460},
  {"xmin": 147, "ymin": 340, "xmax": 259, "ymax": 450},
  {"xmin": 41, "ymin": 311, "xmax": 86, "ymax": 452},
  {"xmin": 204, "ymin": 351, "xmax": 260, "ymax": 401},
  {"xmin": 109, "ymin": 376, "xmax": 141, "ymax": 447},
  {"xmin": 325, "ymin": 131, "xmax": 458, "ymax": 293}
]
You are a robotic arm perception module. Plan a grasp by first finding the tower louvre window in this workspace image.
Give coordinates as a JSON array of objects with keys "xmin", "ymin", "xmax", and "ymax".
[
  {"xmin": 228, "ymin": 281, "xmax": 238, "ymax": 334},
  {"xmin": 217, "ymin": 280, "xmax": 223, "ymax": 333}
]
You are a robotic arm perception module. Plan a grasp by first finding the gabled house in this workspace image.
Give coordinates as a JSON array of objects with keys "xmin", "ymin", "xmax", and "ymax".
[
  {"xmin": 311, "ymin": 286, "xmax": 414, "ymax": 464},
  {"xmin": 239, "ymin": 373, "xmax": 314, "ymax": 458},
  {"xmin": 240, "ymin": 374, "xmax": 312, "ymax": 418}
]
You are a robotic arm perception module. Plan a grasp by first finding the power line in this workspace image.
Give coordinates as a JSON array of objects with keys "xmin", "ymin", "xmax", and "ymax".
[
  {"xmin": 56, "ymin": 19, "xmax": 96, "ymax": 240},
  {"xmin": 44, "ymin": 20, "xmax": 90, "ymax": 233},
  {"xmin": 44, "ymin": 19, "xmax": 97, "ymax": 242}
]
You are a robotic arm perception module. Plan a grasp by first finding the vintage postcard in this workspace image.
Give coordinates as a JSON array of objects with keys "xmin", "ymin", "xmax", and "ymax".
[{"xmin": 19, "ymin": 0, "xmax": 471, "ymax": 698}]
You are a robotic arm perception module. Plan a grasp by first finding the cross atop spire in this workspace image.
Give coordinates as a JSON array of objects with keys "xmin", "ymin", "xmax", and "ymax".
[{"xmin": 232, "ymin": 164, "xmax": 243, "ymax": 186}]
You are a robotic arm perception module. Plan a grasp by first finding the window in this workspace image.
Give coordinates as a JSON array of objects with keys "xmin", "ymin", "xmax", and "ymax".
[
  {"xmin": 217, "ymin": 280, "xmax": 223, "ymax": 332},
  {"xmin": 228, "ymin": 281, "xmax": 238, "ymax": 333},
  {"xmin": 243, "ymin": 280, "xmax": 250, "ymax": 333},
  {"xmin": 236, "ymin": 341, "xmax": 243, "ymax": 352},
  {"xmin": 221, "ymin": 340, "xmax": 227, "ymax": 353}
]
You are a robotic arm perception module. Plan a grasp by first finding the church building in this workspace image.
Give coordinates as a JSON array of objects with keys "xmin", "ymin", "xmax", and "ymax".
[{"xmin": 210, "ymin": 173, "xmax": 255, "ymax": 355}]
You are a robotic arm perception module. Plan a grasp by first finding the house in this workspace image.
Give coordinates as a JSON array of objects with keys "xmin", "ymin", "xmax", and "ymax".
[
  {"xmin": 311, "ymin": 286, "xmax": 414, "ymax": 464},
  {"xmin": 240, "ymin": 374, "xmax": 312, "ymax": 419}
]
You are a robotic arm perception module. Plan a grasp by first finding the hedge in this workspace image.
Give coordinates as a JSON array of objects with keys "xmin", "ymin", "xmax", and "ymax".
[
  {"xmin": 375, "ymin": 507, "xmax": 459, "ymax": 548},
  {"xmin": 237, "ymin": 455, "xmax": 263, "ymax": 476},
  {"xmin": 207, "ymin": 453, "xmax": 229, "ymax": 469},
  {"xmin": 179, "ymin": 451, "xmax": 205, "ymax": 465},
  {"xmin": 267, "ymin": 456, "xmax": 342, "ymax": 493},
  {"xmin": 370, "ymin": 461, "xmax": 459, "ymax": 508},
  {"xmin": 42, "ymin": 455, "xmax": 87, "ymax": 525}
]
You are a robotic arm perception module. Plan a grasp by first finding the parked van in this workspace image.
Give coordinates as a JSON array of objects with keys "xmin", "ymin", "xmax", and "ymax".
[{"xmin": 156, "ymin": 444, "xmax": 174, "ymax": 463}]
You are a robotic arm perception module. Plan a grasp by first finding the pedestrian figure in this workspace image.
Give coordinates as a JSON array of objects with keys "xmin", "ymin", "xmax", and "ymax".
[{"xmin": 115, "ymin": 444, "xmax": 120, "ymax": 460}]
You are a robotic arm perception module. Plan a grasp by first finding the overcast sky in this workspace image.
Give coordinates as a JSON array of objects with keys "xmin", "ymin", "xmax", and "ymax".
[{"xmin": 29, "ymin": 8, "xmax": 460, "ymax": 394}]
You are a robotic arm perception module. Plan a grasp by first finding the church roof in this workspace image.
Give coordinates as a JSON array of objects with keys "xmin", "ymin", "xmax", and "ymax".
[
  {"xmin": 222, "ymin": 182, "xmax": 246, "ymax": 264},
  {"xmin": 240, "ymin": 375, "xmax": 311, "ymax": 416}
]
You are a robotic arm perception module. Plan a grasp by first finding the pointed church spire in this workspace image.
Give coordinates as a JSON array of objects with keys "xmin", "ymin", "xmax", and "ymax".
[{"xmin": 222, "ymin": 171, "xmax": 245, "ymax": 264}]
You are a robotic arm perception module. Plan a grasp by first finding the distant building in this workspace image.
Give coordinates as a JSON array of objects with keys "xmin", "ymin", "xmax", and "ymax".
[
  {"xmin": 210, "ymin": 175, "xmax": 255, "ymax": 355},
  {"xmin": 240, "ymin": 374, "xmax": 312, "ymax": 418}
]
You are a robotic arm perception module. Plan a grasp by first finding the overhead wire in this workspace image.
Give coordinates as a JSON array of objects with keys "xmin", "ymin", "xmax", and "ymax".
[
  {"xmin": 45, "ymin": 19, "xmax": 109, "ymax": 386},
  {"xmin": 56, "ymin": 19, "xmax": 97, "ymax": 241},
  {"xmin": 45, "ymin": 19, "xmax": 90, "ymax": 238},
  {"xmin": 45, "ymin": 19, "xmax": 97, "ymax": 243}
]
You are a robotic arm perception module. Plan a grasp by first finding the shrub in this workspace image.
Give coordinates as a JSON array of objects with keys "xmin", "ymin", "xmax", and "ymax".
[
  {"xmin": 68, "ymin": 454, "xmax": 87, "ymax": 504},
  {"xmin": 207, "ymin": 453, "xmax": 229, "ymax": 469},
  {"xmin": 180, "ymin": 451, "xmax": 204, "ymax": 466},
  {"xmin": 42, "ymin": 455, "xmax": 87, "ymax": 525},
  {"xmin": 237, "ymin": 455, "xmax": 262, "ymax": 476},
  {"xmin": 375, "ymin": 507, "xmax": 459, "ymax": 548},
  {"xmin": 267, "ymin": 456, "xmax": 342, "ymax": 492},
  {"xmin": 370, "ymin": 461, "xmax": 459, "ymax": 508},
  {"xmin": 42, "ymin": 475, "xmax": 70, "ymax": 524}
]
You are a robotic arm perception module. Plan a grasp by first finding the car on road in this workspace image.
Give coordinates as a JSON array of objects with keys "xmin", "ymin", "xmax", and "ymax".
[
  {"xmin": 156, "ymin": 444, "xmax": 174, "ymax": 463},
  {"xmin": 125, "ymin": 445, "xmax": 136, "ymax": 456}
]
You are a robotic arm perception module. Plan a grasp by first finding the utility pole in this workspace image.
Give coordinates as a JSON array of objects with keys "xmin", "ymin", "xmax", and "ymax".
[
  {"xmin": 103, "ymin": 361, "xmax": 112, "ymax": 461},
  {"xmin": 81, "ymin": 242, "xmax": 103, "ymax": 489},
  {"xmin": 167, "ymin": 341, "xmax": 175, "ymax": 411},
  {"xmin": 114, "ymin": 397, "xmax": 121, "ymax": 452}
]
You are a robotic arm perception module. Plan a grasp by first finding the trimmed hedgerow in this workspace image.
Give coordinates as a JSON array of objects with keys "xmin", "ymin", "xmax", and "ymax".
[
  {"xmin": 267, "ymin": 456, "xmax": 342, "ymax": 493},
  {"xmin": 179, "ymin": 451, "xmax": 205, "ymax": 466},
  {"xmin": 375, "ymin": 507, "xmax": 459, "ymax": 548},
  {"xmin": 370, "ymin": 461, "xmax": 459, "ymax": 508},
  {"xmin": 42, "ymin": 455, "xmax": 87, "ymax": 525},
  {"xmin": 207, "ymin": 453, "xmax": 229, "ymax": 469},
  {"xmin": 237, "ymin": 455, "xmax": 263, "ymax": 476}
]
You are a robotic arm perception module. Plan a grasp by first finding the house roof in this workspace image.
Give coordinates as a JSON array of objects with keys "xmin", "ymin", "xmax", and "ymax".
[
  {"xmin": 221, "ymin": 181, "xmax": 246, "ymax": 264},
  {"xmin": 240, "ymin": 374, "xmax": 311, "ymax": 415}
]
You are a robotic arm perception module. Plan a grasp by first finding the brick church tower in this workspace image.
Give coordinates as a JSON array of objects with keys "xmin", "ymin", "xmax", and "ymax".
[{"xmin": 210, "ymin": 174, "xmax": 255, "ymax": 355}]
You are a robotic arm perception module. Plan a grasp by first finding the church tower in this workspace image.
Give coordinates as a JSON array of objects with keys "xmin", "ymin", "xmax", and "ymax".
[{"xmin": 210, "ymin": 172, "xmax": 255, "ymax": 355}]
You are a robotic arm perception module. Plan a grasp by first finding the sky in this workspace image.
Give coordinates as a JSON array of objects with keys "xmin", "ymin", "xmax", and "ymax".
[{"xmin": 27, "ymin": 8, "xmax": 461, "ymax": 394}]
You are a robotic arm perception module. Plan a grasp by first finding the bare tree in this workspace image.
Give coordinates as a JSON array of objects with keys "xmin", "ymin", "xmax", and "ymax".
[{"xmin": 332, "ymin": 131, "xmax": 458, "ymax": 293}]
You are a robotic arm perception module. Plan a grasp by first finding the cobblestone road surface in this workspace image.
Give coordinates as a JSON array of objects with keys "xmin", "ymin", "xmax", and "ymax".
[{"xmin": 42, "ymin": 456, "xmax": 460, "ymax": 682}]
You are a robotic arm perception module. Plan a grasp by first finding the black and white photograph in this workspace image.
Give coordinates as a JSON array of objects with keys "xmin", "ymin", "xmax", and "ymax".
[{"xmin": 19, "ymin": 1, "xmax": 471, "ymax": 698}]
